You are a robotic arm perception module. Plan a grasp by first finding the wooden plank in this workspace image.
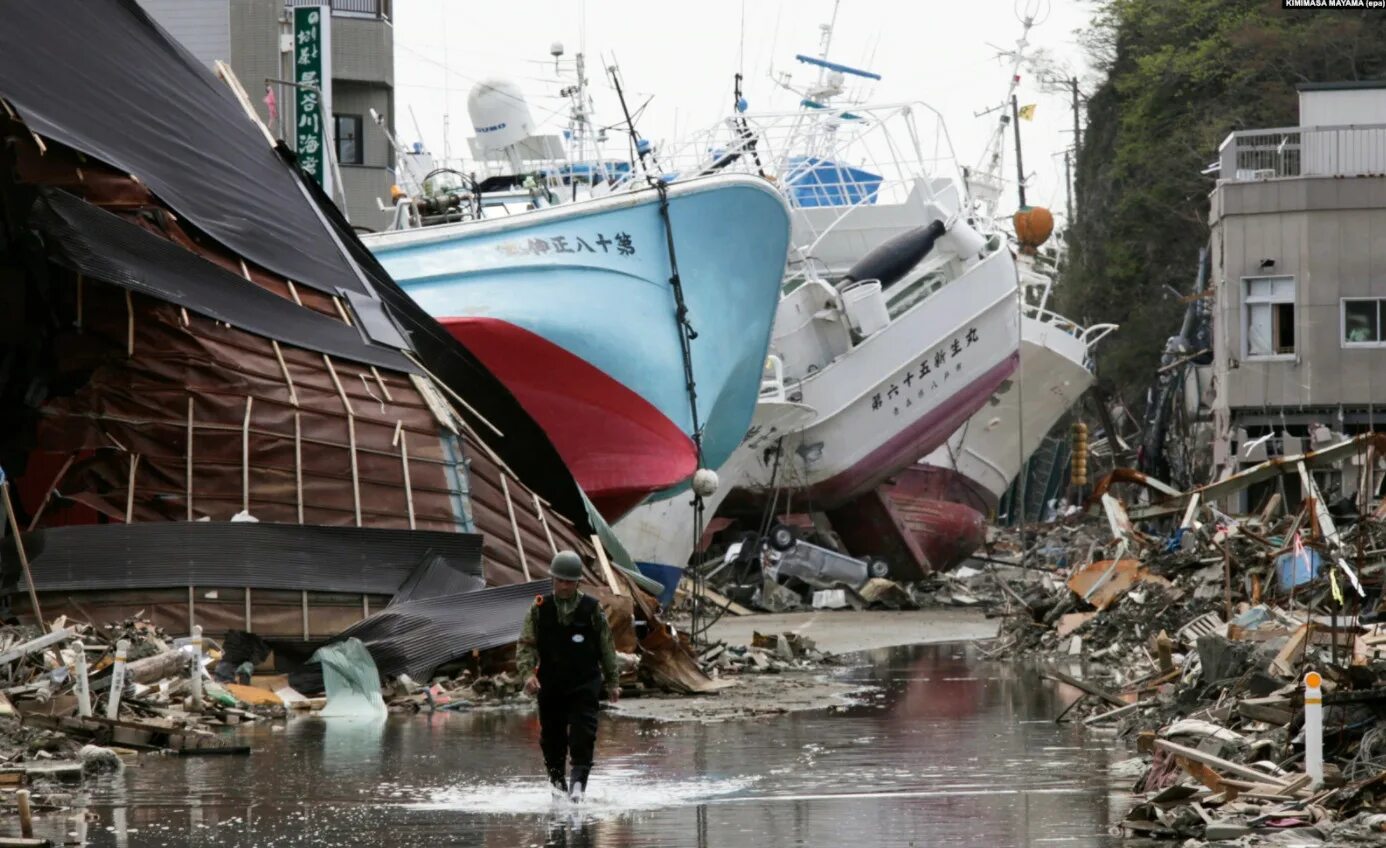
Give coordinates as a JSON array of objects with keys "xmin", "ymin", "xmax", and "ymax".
[
  {"xmin": 590, "ymin": 534, "xmax": 621, "ymax": 596},
  {"xmin": 533, "ymin": 493, "xmax": 559, "ymax": 555},
  {"xmin": 185, "ymin": 397, "xmax": 195, "ymax": 520},
  {"xmin": 347, "ymin": 415, "xmax": 361, "ymax": 527},
  {"xmin": 124, "ymin": 453, "xmax": 140, "ymax": 524},
  {"xmin": 241, "ymin": 396, "xmax": 253, "ymax": 514},
  {"xmin": 678, "ymin": 578, "xmax": 752, "ymax": 616},
  {"xmin": 1083, "ymin": 701, "xmax": 1140, "ymax": 725},
  {"xmin": 0, "ymin": 629, "xmax": 71, "ymax": 666},
  {"xmin": 0, "ymin": 483, "xmax": 43, "ymax": 625},
  {"xmin": 1042, "ymin": 666, "xmax": 1128, "ymax": 708},
  {"xmin": 1155, "ymin": 739, "xmax": 1293, "ymax": 786},
  {"xmin": 500, "ymin": 476, "xmax": 530, "ymax": 581}
]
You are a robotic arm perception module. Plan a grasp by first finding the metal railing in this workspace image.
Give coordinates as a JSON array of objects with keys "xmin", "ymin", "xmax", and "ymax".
[
  {"xmin": 286, "ymin": 0, "xmax": 390, "ymax": 19},
  {"xmin": 1218, "ymin": 124, "xmax": 1386, "ymax": 182}
]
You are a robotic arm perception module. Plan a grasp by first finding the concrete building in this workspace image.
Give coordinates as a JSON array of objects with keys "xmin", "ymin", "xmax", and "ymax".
[
  {"xmin": 1209, "ymin": 81, "xmax": 1386, "ymax": 510},
  {"xmin": 137, "ymin": 0, "xmax": 396, "ymax": 229}
]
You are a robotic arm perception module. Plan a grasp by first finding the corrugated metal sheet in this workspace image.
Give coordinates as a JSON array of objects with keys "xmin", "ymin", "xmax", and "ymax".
[
  {"xmin": 1, "ymin": 524, "xmax": 482, "ymax": 594},
  {"xmin": 290, "ymin": 580, "xmax": 545, "ymax": 690},
  {"xmin": 389, "ymin": 551, "xmax": 485, "ymax": 604}
]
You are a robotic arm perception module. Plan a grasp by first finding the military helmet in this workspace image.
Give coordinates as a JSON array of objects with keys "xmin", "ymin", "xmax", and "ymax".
[{"xmin": 550, "ymin": 550, "xmax": 584, "ymax": 581}]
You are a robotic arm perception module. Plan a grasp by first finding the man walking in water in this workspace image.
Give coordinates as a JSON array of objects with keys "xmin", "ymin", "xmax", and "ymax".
[{"xmin": 516, "ymin": 550, "xmax": 620, "ymax": 802}]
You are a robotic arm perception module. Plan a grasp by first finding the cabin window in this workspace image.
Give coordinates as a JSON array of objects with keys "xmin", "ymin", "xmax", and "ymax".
[
  {"xmin": 1343, "ymin": 298, "xmax": 1386, "ymax": 346},
  {"xmin": 1243, "ymin": 276, "xmax": 1296, "ymax": 358},
  {"xmin": 334, "ymin": 114, "xmax": 363, "ymax": 165}
]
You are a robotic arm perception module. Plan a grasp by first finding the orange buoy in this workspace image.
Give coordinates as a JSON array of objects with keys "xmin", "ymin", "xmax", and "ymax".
[{"xmin": 1013, "ymin": 205, "xmax": 1054, "ymax": 253}]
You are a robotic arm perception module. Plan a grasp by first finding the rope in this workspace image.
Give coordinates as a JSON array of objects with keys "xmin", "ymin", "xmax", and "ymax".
[{"xmin": 650, "ymin": 177, "xmax": 708, "ymax": 642}]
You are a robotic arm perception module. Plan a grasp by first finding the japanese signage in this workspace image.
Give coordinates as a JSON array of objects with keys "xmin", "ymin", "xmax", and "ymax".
[
  {"xmin": 871, "ymin": 325, "xmax": 982, "ymax": 416},
  {"xmin": 496, "ymin": 231, "xmax": 636, "ymax": 258},
  {"xmin": 293, "ymin": 6, "xmax": 332, "ymax": 195}
]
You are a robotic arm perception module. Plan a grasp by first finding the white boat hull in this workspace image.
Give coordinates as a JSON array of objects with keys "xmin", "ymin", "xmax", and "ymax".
[
  {"xmin": 741, "ymin": 247, "xmax": 1021, "ymax": 507},
  {"xmin": 615, "ymin": 399, "xmax": 816, "ymax": 581},
  {"xmin": 919, "ymin": 313, "xmax": 1096, "ymax": 511}
]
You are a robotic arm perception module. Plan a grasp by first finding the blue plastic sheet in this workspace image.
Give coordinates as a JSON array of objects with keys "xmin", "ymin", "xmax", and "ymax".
[{"xmin": 1275, "ymin": 548, "xmax": 1321, "ymax": 590}]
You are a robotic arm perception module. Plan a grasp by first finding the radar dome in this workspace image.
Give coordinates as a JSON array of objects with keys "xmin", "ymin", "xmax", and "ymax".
[{"xmin": 467, "ymin": 78, "xmax": 536, "ymax": 151}]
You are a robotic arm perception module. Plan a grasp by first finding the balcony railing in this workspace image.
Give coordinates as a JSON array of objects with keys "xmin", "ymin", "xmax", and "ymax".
[
  {"xmin": 286, "ymin": 0, "xmax": 390, "ymax": 20},
  {"xmin": 1218, "ymin": 123, "xmax": 1386, "ymax": 182}
]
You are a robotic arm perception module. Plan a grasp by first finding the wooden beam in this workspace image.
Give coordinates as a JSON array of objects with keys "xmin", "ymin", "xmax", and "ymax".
[
  {"xmin": 244, "ymin": 588, "xmax": 252, "ymax": 631},
  {"xmin": 347, "ymin": 416, "xmax": 361, "ymax": 527},
  {"xmin": 1155, "ymin": 739, "xmax": 1294, "ymax": 787},
  {"xmin": 590, "ymin": 534, "xmax": 622, "ymax": 596},
  {"xmin": 271, "ymin": 341, "xmax": 299, "ymax": 407},
  {"xmin": 301, "ymin": 590, "xmax": 309, "ymax": 640},
  {"xmin": 396, "ymin": 424, "xmax": 415, "ymax": 530},
  {"xmin": 0, "ymin": 628, "xmax": 69, "ymax": 666},
  {"xmin": 241, "ymin": 397, "xmax": 253, "ymax": 515},
  {"xmin": 323, "ymin": 355, "xmax": 354, "ymax": 416},
  {"xmin": 370, "ymin": 366, "xmax": 394, "ymax": 402},
  {"xmin": 25, "ymin": 453, "xmax": 75, "ymax": 532},
  {"xmin": 499, "ymin": 475, "xmax": 529, "ymax": 581},
  {"xmin": 532, "ymin": 493, "xmax": 558, "ymax": 554},
  {"xmin": 125, "ymin": 289, "xmax": 135, "ymax": 357},
  {"xmin": 293, "ymin": 412, "xmax": 304, "ymax": 524},
  {"xmin": 186, "ymin": 397, "xmax": 195, "ymax": 521},
  {"xmin": 124, "ymin": 453, "xmax": 140, "ymax": 524},
  {"xmin": 1042, "ymin": 666, "xmax": 1128, "ymax": 708}
]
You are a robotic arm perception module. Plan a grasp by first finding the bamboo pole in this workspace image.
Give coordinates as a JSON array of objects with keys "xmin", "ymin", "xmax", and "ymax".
[
  {"xmin": 294, "ymin": 411, "xmax": 304, "ymax": 525},
  {"xmin": 533, "ymin": 493, "xmax": 558, "ymax": 554},
  {"xmin": 241, "ymin": 397, "xmax": 253, "ymax": 515}
]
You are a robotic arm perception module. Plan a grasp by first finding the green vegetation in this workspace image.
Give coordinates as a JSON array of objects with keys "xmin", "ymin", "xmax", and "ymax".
[{"xmin": 1061, "ymin": 0, "xmax": 1386, "ymax": 406}]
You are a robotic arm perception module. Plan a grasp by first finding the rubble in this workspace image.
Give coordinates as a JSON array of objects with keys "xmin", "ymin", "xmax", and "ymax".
[{"xmin": 972, "ymin": 435, "xmax": 1386, "ymax": 845}]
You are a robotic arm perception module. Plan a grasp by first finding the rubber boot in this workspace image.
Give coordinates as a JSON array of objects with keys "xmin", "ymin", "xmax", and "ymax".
[
  {"xmin": 547, "ymin": 766, "xmax": 568, "ymax": 799},
  {"xmin": 569, "ymin": 764, "xmax": 591, "ymax": 803}
]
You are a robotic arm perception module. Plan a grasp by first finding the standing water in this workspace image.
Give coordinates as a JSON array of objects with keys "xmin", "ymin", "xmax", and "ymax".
[{"xmin": 29, "ymin": 644, "xmax": 1135, "ymax": 847}]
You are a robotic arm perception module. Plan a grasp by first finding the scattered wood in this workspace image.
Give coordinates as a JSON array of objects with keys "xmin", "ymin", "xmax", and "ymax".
[
  {"xmin": 1042, "ymin": 666, "xmax": 1129, "ymax": 708},
  {"xmin": 1154, "ymin": 739, "xmax": 1291, "ymax": 787}
]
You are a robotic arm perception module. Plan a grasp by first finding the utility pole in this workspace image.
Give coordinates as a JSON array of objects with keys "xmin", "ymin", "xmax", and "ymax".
[
  {"xmin": 1065, "ymin": 149, "xmax": 1073, "ymax": 227},
  {"xmin": 1011, "ymin": 94, "xmax": 1027, "ymax": 208},
  {"xmin": 1070, "ymin": 76, "xmax": 1081, "ymax": 150}
]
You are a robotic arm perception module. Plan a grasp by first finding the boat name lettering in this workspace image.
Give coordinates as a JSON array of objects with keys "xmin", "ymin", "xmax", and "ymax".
[
  {"xmin": 495, "ymin": 231, "xmax": 637, "ymax": 259},
  {"xmin": 870, "ymin": 324, "xmax": 982, "ymax": 416}
]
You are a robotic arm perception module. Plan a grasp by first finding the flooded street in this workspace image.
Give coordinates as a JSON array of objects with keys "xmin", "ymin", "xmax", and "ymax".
[{"xmin": 31, "ymin": 643, "xmax": 1135, "ymax": 848}]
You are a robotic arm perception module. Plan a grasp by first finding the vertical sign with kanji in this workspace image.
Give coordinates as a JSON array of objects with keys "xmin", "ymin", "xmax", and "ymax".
[{"xmin": 293, "ymin": 6, "xmax": 332, "ymax": 196}]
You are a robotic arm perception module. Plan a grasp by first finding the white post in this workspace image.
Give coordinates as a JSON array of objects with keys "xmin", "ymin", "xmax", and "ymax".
[
  {"xmin": 190, "ymin": 625, "xmax": 204, "ymax": 712},
  {"xmin": 17, "ymin": 789, "xmax": 32, "ymax": 838},
  {"xmin": 106, "ymin": 639, "xmax": 129, "ymax": 720},
  {"xmin": 73, "ymin": 640, "xmax": 92, "ymax": 718},
  {"xmin": 1304, "ymin": 670, "xmax": 1324, "ymax": 786}
]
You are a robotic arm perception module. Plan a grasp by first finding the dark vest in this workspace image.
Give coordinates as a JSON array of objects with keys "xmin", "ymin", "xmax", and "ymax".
[{"xmin": 535, "ymin": 593, "xmax": 603, "ymax": 693}]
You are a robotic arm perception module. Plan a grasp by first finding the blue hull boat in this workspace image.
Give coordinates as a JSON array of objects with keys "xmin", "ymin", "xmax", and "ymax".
[{"xmin": 363, "ymin": 175, "xmax": 791, "ymax": 519}]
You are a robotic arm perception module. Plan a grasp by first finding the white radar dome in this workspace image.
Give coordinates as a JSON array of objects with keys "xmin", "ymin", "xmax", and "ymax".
[{"xmin": 467, "ymin": 78, "xmax": 535, "ymax": 151}]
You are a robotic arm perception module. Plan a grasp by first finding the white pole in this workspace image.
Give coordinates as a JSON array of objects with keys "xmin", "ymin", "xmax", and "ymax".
[
  {"xmin": 106, "ymin": 639, "xmax": 129, "ymax": 720},
  {"xmin": 1304, "ymin": 670, "xmax": 1323, "ymax": 786},
  {"xmin": 73, "ymin": 640, "xmax": 92, "ymax": 718},
  {"xmin": 190, "ymin": 625, "xmax": 204, "ymax": 712}
]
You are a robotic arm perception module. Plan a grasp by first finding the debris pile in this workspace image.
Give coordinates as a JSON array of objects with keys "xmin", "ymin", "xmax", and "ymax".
[
  {"xmin": 981, "ymin": 434, "xmax": 1386, "ymax": 844},
  {"xmin": 695, "ymin": 631, "xmax": 840, "ymax": 679}
]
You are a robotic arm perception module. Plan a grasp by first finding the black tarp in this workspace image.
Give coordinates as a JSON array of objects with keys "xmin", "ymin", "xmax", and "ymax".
[
  {"xmin": 0, "ymin": 523, "xmax": 484, "ymax": 594},
  {"xmin": 289, "ymin": 580, "xmax": 544, "ymax": 691},
  {"xmin": 0, "ymin": 0, "xmax": 595, "ymax": 530},
  {"xmin": 30, "ymin": 188, "xmax": 413, "ymax": 372},
  {"xmin": 0, "ymin": 0, "xmax": 365, "ymax": 300}
]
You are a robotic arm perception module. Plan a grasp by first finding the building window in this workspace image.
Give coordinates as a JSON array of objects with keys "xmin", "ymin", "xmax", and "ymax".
[
  {"xmin": 1343, "ymin": 298, "xmax": 1386, "ymax": 346},
  {"xmin": 1243, "ymin": 275, "xmax": 1296, "ymax": 357},
  {"xmin": 334, "ymin": 114, "xmax": 363, "ymax": 165}
]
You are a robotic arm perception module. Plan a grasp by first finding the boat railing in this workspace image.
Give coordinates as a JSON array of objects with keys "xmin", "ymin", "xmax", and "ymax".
[
  {"xmin": 1024, "ymin": 302, "xmax": 1120, "ymax": 350},
  {"xmin": 760, "ymin": 354, "xmax": 788, "ymax": 401}
]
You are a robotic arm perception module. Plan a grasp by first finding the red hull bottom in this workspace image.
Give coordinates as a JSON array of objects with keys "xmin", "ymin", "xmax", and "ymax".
[{"xmin": 438, "ymin": 317, "xmax": 695, "ymax": 520}]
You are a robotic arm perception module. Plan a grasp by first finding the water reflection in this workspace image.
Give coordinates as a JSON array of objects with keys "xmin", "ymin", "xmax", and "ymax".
[{"xmin": 17, "ymin": 643, "xmax": 1133, "ymax": 847}]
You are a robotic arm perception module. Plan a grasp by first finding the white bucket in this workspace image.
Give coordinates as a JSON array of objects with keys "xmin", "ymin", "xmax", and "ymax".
[{"xmin": 842, "ymin": 281, "xmax": 890, "ymax": 337}]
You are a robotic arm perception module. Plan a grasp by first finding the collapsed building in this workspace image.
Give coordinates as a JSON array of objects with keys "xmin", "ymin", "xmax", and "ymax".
[{"xmin": 0, "ymin": 1, "xmax": 699, "ymax": 689}]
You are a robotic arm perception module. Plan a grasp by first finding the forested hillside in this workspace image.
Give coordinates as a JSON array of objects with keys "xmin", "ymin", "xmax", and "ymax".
[{"xmin": 1062, "ymin": 0, "xmax": 1386, "ymax": 406}]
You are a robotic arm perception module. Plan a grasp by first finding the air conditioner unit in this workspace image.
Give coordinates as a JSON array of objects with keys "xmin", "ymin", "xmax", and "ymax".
[{"xmin": 1252, "ymin": 168, "xmax": 1277, "ymax": 180}]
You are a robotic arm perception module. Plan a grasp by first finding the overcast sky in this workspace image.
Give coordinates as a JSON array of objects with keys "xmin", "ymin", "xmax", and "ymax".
[{"xmin": 393, "ymin": 0, "xmax": 1099, "ymax": 223}]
